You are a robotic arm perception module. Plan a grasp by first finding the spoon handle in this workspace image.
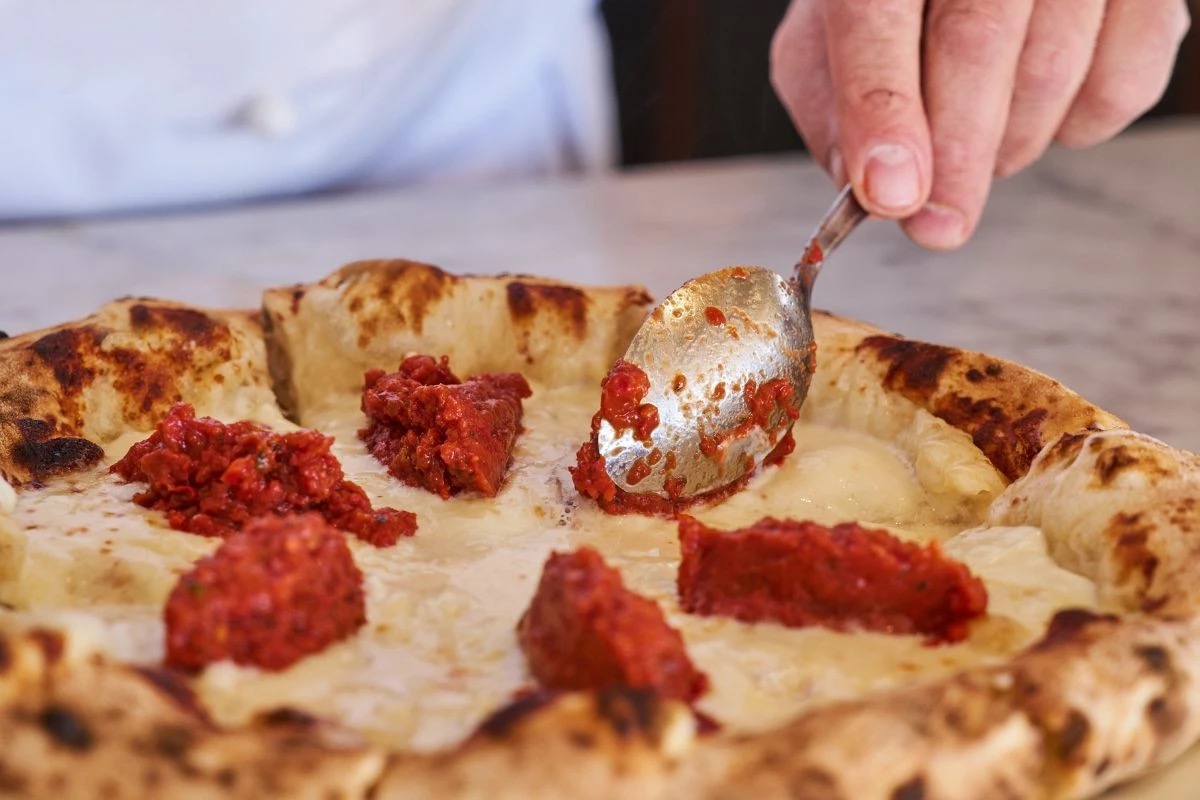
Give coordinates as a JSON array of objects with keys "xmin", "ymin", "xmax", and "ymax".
[{"xmin": 795, "ymin": 184, "xmax": 868, "ymax": 293}]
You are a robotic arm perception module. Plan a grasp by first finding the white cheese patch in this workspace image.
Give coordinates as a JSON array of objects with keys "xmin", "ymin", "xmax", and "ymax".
[{"xmin": 0, "ymin": 382, "xmax": 1100, "ymax": 753}]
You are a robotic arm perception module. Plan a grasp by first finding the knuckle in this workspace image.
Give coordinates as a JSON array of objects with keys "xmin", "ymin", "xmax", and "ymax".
[
  {"xmin": 849, "ymin": 86, "xmax": 919, "ymax": 118},
  {"xmin": 1015, "ymin": 42, "xmax": 1079, "ymax": 104},
  {"xmin": 1078, "ymin": 77, "xmax": 1159, "ymax": 130},
  {"xmin": 927, "ymin": 1, "xmax": 1012, "ymax": 69}
]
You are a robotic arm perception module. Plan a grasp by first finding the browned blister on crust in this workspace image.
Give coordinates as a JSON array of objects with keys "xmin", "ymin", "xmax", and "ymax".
[
  {"xmin": 0, "ymin": 299, "xmax": 275, "ymax": 486},
  {"xmin": 261, "ymin": 260, "xmax": 653, "ymax": 424},
  {"xmin": 810, "ymin": 311, "xmax": 1126, "ymax": 482},
  {"xmin": 376, "ymin": 689, "xmax": 697, "ymax": 800},
  {"xmin": 990, "ymin": 428, "xmax": 1200, "ymax": 616},
  {"xmin": 0, "ymin": 628, "xmax": 386, "ymax": 799}
]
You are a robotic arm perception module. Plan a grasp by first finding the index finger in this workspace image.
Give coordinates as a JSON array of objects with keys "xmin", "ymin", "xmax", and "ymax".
[{"xmin": 823, "ymin": 0, "xmax": 932, "ymax": 218}]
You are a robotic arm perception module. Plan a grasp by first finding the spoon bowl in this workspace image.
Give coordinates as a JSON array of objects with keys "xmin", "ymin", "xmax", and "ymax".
[{"xmin": 599, "ymin": 185, "xmax": 867, "ymax": 499}]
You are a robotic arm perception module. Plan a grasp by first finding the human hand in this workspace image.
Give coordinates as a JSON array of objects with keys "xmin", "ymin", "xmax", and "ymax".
[{"xmin": 771, "ymin": 0, "xmax": 1190, "ymax": 250}]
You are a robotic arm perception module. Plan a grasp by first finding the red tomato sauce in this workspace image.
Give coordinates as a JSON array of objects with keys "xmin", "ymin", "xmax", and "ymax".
[
  {"xmin": 597, "ymin": 359, "xmax": 659, "ymax": 443},
  {"xmin": 570, "ymin": 425, "xmax": 749, "ymax": 516},
  {"xmin": 572, "ymin": 359, "xmax": 788, "ymax": 516},
  {"xmin": 164, "ymin": 513, "xmax": 367, "ymax": 671},
  {"xmin": 677, "ymin": 517, "xmax": 988, "ymax": 643},
  {"xmin": 359, "ymin": 354, "xmax": 532, "ymax": 499},
  {"xmin": 518, "ymin": 547, "xmax": 708, "ymax": 702},
  {"xmin": 111, "ymin": 403, "xmax": 415, "ymax": 546}
]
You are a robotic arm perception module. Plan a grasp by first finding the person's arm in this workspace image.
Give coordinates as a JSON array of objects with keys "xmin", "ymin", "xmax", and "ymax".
[{"xmin": 770, "ymin": 0, "xmax": 1190, "ymax": 250}]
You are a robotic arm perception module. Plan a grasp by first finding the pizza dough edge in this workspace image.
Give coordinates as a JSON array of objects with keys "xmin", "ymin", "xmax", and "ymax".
[{"xmin": 0, "ymin": 262, "xmax": 1197, "ymax": 799}]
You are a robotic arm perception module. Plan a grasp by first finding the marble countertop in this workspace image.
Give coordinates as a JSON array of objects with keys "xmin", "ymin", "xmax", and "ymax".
[
  {"xmin": 2, "ymin": 120, "xmax": 1197, "ymax": 454},
  {"xmin": 0, "ymin": 120, "xmax": 1197, "ymax": 795}
]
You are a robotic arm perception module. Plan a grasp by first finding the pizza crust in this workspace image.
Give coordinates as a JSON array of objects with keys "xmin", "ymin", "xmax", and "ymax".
[
  {"xmin": 0, "ymin": 627, "xmax": 386, "ymax": 799},
  {"xmin": 0, "ymin": 262, "xmax": 1197, "ymax": 800},
  {"xmin": 262, "ymin": 260, "xmax": 653, "ymax": 424},
  {"xmin": 0, "ymin": 300, "xmax": 275, "ymax": 487}
]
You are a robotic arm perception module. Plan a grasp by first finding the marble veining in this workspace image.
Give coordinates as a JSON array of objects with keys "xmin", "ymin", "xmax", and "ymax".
[{"xmin": 0, "ymin": 120, "xmax": 1196, "ymax": 453}]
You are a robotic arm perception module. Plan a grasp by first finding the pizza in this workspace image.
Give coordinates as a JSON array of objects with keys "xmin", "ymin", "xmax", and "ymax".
[{"xmin": 0, "ymin": 259, "xmax": 1198, "ymax": 799}]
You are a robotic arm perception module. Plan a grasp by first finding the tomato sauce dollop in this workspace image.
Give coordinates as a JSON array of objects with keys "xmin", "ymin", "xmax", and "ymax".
[
  {"xmin": 677, "ymin": 517, "xmax": 988, "ymax": 643},
  {"xmin": 596, "ymin": 359, "xmax": 659, "ymax": 443},
  {"xmin": 518, "ymin": 547, "xmax": 709, "ymax": 702},
  {"xmin": 111, "ymin": 403, "xmax": 415, "ymax": 546},
  {"xmin": 571, "ymin": 361, "xmax": 796, "ymax": 516},
  {"xmin": 359, "ymin": 354, "xmax": 532, "ymax": 499},
  {"xmin": 164, "ymin": 513, "xmax": 367, "ymax": 672}
]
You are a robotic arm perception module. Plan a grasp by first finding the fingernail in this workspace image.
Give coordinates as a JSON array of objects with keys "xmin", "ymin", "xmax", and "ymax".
[
  {"xmin": 828, "ymin": 147, "xmax": 847, "ymax": 186},
  {"xmin": 907, "ymin": 202, "xmax": 968, "ymax": 250},
  {"xmin": 863, "ymin": 143, "xmax": 921, "ymax": 212}
]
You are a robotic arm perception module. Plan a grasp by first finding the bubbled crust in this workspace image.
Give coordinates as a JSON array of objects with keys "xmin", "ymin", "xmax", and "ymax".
[
  {"xmin": 261, "ymin": 260, "xmax": 653, "ymax": 424},
  {"xmin": 810, "ymin": 311, "xmax": 1127, "ymax": 481},
  {"xmin": 989, "ymin": 429, "xmax": 1200, "ymax": 616},
  {"xmin": 0, "ymin": 299, "xmax": 275, "ymax": 486},
  {"xmin": 0, "ymin": 628, "xmax": 386, "ymax": 799}
]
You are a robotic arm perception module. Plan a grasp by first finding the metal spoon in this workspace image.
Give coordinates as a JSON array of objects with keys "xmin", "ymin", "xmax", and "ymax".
[{"xmin": 598, "ymin": 184, "xmax": 868, "ymax": 499}]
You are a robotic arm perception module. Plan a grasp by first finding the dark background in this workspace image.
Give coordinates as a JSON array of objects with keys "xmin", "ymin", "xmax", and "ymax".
[{"xmin": 600, "ymin": 0, "xmax": 1200, "ymax": 166}]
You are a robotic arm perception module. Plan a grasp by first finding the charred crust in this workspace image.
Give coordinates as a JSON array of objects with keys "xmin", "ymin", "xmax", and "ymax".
[
  {"xmin": 26, "ymin": 628, "xmax": 66, "ymax": 664},
  {"xmin": 1135, "ymin": 645, "xmax": 1171, "ymax": 674},
  {"xmin": 1035, "ymin": 609, "xmax": 1113, "ymax": 649},
  {"xmin": 1040, "ymin": 432, "xmax": 1090, "ymax": 469},
  {"xmin": 0, "ymin": 637, "xmax": 10, "ymax": 674},
  {"xmin": 39, "ymin": 705, "xmax": 94, "ymax": 751},
  {"xmin": 151, "ymin": 724, "xmax": 195, "ymax": 759},
  {"xmin": 0, "ymin": 764, "xmax": 27, "ymax": 794},
  {"xmin": 132, "ymin": 667, "xmax": 210, "ymax": 721},
  {"xmin": 1053, "ymin": 709, "xmax": 1091, "ymax": 764},
  {"xmin": 0, "ymin": 330, "xmax": 8, "ymax": 339},
  {"xmin": 859, "ymin": 336, "xmax": 951, "ymax": 393},
  {"xmin": 857, "ymin": 336, "xmax": 1051, "ymax": 480},
  {"xmin": 477, "ymin": 691, "xmax": 558, "ymax": 739},
  {"xmin": 1108, "ymin": 513, "xmax": 1161, "ymax": 589},
  {"xmin": 596, "ymin": 688, "xmax": 658, "ymax": 738},
  {"xmin": 128, "ymin": 304, "xmax": 219, "ymax": 344},
  {"xmin": 31, "ymin": 327, "xmax": 103, "ymax": 393},
  {"xmin": 1146, "ymin": 695, "xmax": 1185, "ymax": 738},
  {"xmin": 962, "ymin": 404, "xmax": 1047, "ymax": 481},
  {"xmin": 11, "ymin": 417, "xmax": 104, "ymax": 481},
  {"xmin": 378, "ymin": 261, "xmax": 452, "ymax": 333},
  {"xmin": 568, "ymin": 730, "xmax": 597, "ymax": 749},
  {"xmin": 505, "ymin": 281, "xmax": 590, "ymax": 340},
  {"xmin": 341, "ymin": 259, "xmax": 455, "ymax": 337},
  {"xmin": 787, "ymin": 767, "xmax": 841, "ymax": 799},
  {"xmin": 891, "ymin": 775, "xmax": 926, "ymax": 800},
  {"xmin": 291, "ymin": 288, "xmax": 306, "ymax": 314},
  {"xmin": 257, "ymin": 707, "xmax": 322, "ymax": 729},
  {"xmin": 1093, "ymin": 446, "xmax": 1140, "ymax": 486}
]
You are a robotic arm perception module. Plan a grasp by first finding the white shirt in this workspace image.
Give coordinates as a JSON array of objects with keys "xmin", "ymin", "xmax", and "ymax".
[{"xmin": 0, "ymin": 0, "xmax": 614, "ymax": 218}]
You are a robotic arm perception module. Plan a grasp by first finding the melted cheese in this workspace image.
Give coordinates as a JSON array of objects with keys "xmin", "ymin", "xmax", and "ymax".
[{"xmin": 0, "ymin": 383, "xmax": 1099, "ymax": 752}]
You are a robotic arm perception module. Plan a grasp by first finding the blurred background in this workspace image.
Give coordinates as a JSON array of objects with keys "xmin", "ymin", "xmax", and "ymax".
[
  {"xmin": 601, "ymin": 0, "xmax": 1200, "ymax": 167},
  {"xmin": 0, "ymin": 1, "xmax": 1195, "ymax": 219}
]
